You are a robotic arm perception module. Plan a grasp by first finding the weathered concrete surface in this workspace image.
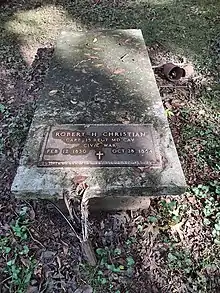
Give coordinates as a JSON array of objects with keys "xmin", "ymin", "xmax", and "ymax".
[{"xmin": 11, "ymin": 29, "xmax": 187, "ymax": 209}]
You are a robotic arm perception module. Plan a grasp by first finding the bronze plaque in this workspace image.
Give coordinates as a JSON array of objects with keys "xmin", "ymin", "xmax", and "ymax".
[{"xmin": 38, "ymin": 124, "xmax": 161, "ymax": 167}]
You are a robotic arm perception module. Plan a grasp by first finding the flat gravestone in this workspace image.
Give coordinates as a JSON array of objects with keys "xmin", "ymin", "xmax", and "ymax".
[
  {"xmin": 11, "ymin": 29, "xmax": 186, "ymax": 210},
  {"xmin": 38, "ymin": 124, "xmax": 161, "ymax": 167}
]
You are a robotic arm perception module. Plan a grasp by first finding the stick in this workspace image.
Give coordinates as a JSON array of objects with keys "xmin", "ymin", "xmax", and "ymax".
[
  {"xmin": 27, "ymin": 228, "xmax": 46, "ymax": 248},
  {"xmin": 0, "ymin": 276, "xmax": 11, "ymax": 285},
  {"xmin": 81, "ymin": 196, "xmax": 97, "ymax": 266},
  {"xmin": 159, "ymin": 85, "xmax": 188, "ymax": 88},
  {"xmin": 46, "ymin": 200, "xmax": 82, "ymax": 242}
]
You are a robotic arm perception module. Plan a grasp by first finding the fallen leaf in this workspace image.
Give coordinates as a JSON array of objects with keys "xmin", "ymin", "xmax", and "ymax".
[
  {"xmin": 145, "ymin": 224, "xmax": 160, "ymax": 239},
  {"xmin": 72, "ymin": 175, "xmax": 88, "ymax": 184},
  {"xmin": 74, "ymin": 285, "xmax": 93, "ymax": 293},
  {"xmin": 63, "ymin": 244, "xmax": 69, "ymax": 255},
  {"xmin": 100, "ymin": 220, "xmax": 105, "ymax": 229},
  {"xmin": 199, "ymin": 109, "xmax": 205, "ymax": 115},
  {"xmin": 184, "ymin": 64, "xmax": 194, "ymax": 77},
  {"xmin": 20, "ymin": 256, "xmax": 30, "ymax": 267},
  {"xmin": 49, "ymin": 89, "xmax": 58, "ymax": 96},
  {"xmin": 56, "ymin": 255, "xmax": 62, "ymax": 269},
  {"xmin": 26, "ymin": 286, "xmax": 39, "ymax": 293},
  {"xmin": 113, "ymin": 68, "xmax": 126, "ymax": 74},
  {"xmin": 91, "ymin": 78, "xmax": 99, "ymax": 84},
  {"xmin": 84, "ymin": 54, "xmax": 98, "ymax": 59},
  {"xmin": 40, "ymin": 250, "xmax": 56, "ymax": 264},
  {"xmin": 92, "ymin": 47, "xmax": 102, "ymax": 51},
  {"xmin": 94, "ymin": 64, "xmax": 103, "ymax": 68},
  {"xmin": 29, "ymin": 207, "xmax": 36, "ymax": 220},
  {"xmin": 170, "ymin": 219, "xmax": 185, "ymax": 242}
]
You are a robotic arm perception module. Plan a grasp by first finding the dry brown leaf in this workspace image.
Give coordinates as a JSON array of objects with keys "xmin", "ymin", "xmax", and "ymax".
[
  {"xmin": 94, "ymin": 64, "xmax": 103, "ymax": 68},
  {"xmin": 20, "ymin": 256, "xmax": 30, "ymax": 267},
  {"xmin": 84, "ymin": 54, "xmax": 98, "ymax": 59},
  {"xmin": 63, "ymin": 244, "xmax": 69, "ymax": 256},
  {"xmin": 113, "ymin": 68, "xmax": 126, "ymax": 74},
  {"xmin": 72, "ymin": 175, "xmax": 88, "ymax": 185},
  {"xmin": 49, "ymin": 89, "xmax": 58, "ymax": 96},
  {"xmin": 170, "ymin": 219, "xmax": 185, "ymax": 242},
  {"xmin": 145, "ymin": 223, "xmax": 160, "ymax": 238},
  {"xmin": 56, "ymin": 255, "xmax": 62, "ymax": 269},
  {"xmin": 92, "ymin": 47, "xmax": 102, "ymax": 51},
  {"xmin": 74, "ymin": 285, "xmax": 93, "ymax": 293},
  {"xmin": 26, "ymin": 286, "xmax": 39, "ymax": 293},
  {"xmin": 29, "ymin": 207, "xmax": 35, "ymax": 220}
]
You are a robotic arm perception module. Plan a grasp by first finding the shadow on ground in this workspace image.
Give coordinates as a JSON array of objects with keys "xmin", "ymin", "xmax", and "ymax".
[
  {"xmin": 0, "ymin": 1, "xmax": 220, "ymax": 292},
  {"xmin": 0, "ymin": 0, "xmax": 219, "ymax": 194}
]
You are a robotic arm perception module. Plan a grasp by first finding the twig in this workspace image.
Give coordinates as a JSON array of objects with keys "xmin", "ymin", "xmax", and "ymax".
[
  {"xmin": 152, "ymin": 59, "xmax": 187, "ymax": 69},
  {"xmin": 46, "ymin": 200, "xmax": 82, "ymax": 242},
  {"xmin": 159, "ymin": 85, "xmax": 188, "ymax": 88},
  {"xmin": 81, "ymin": 199, "xmax": 89, "ymax": 241},
  {"xmin": 80, "ymin": 196, "xmax": 97, "ymax": 266},
  {"xmin": 63, "ymin": 193, "xmax": 81, "ymax": 224},
  {"xmin": 71, "ymin": 205, "xmax": 81, "ymax": 224},
  {"xmin": 152, "ymin": 63, "xmax": 165, "ymax": 69},
  {"xmin": 79, "ymin": 278, "xmax": 88, "ymax": 285},
  {"xmin": 27, "ymin": 228, "xmax": 45, "ymax": 248},
  {"xmin": 120, "ymin": 53, "xmax": 129, "ymax": 60},
  {"xmin": 63, "ymin": 193, "xmax": 75, "ymax": 221},
  {"xmin": 0, "ymin": 276, "xmax": 12, "ymax": 285},
  {"xmin": 46, "ymin": 196, "xmax": 96, "ymax": 266}
]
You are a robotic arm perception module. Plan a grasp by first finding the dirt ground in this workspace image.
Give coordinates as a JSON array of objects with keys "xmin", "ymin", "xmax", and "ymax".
[{"xmin": 0, "ymin": 1, "xmax": 220, "ymax": 293}]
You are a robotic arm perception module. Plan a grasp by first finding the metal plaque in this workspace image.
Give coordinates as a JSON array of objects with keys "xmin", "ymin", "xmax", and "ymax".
[{"xmin": 38, "ymin": 124, "xmax": 161, "ymax": 167}]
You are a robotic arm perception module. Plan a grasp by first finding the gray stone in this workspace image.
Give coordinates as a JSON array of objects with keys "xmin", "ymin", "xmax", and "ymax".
[{"xmin": 11, "ymin": 29, "xmax": 186, "ymax": 209}]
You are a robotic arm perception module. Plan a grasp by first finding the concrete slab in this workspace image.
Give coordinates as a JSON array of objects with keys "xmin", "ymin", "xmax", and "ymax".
[{"xmin": 11, "ymin": 29, "xmax": 186, "ymax": 209}]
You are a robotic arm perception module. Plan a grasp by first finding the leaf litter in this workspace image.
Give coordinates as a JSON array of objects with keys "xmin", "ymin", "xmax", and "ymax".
[{"xmin": 0, "ymin": 1, "xmax": 220, "ymax": 292}]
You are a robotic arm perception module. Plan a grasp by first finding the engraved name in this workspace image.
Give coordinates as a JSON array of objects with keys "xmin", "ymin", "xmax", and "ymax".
[{"xmin": 53, "ymin": 130, "xmax": 149, "ymax": 138}]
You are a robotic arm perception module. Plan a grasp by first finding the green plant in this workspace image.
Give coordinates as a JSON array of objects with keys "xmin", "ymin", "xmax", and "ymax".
[
  {"xmin": 165, "ymin": 108, "xmax": 174, "ymax": 118},
  {"xmin": 0, "ymin": 207, "xmax": 36, "ymax": 293},
  {"xmin": 159, "ymin": 200, "xmax": 186, "ymax": 224},
  {"xmin": 96, "ymin": 247, "xmax": 127, "ymax": 274},
  {"xmin": 167, "ymin": 247, "xmax": 192, "ymax": 274},
  {"xmin": 80, "ymin": 246, "xmax": 134, "ymax": 292},
  {"xmin": 181, "ymin": 106, "xmax": 220, "ymax": 172},
  {"xmin": 125, "ymin": 237, "xmax": 136, "ymax": 246},
  {"xmin": 1, "ymin": 104, "xmax": 33, "ymax": 157},
  {"xmin": 0, "ymin": 103, "xmax": 6, "ymax": 113},
  {"xmin": 192, "ymin": 182, "xmax": 220, "ymax": 244},
  {"xmin": 148, "ymin": 216, "xmax": 158, "ymax": 223}
]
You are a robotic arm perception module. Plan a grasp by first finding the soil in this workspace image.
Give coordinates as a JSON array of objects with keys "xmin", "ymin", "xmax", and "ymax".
[{"xmin": 0, "ymin": 1, "xmax": 220, "ymax": 293}]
